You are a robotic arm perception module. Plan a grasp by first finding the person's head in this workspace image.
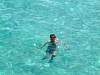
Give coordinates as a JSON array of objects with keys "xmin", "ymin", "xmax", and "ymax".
[{"xmin": 50, "ymin": 34, "xmax": 56, "ymax": 42}]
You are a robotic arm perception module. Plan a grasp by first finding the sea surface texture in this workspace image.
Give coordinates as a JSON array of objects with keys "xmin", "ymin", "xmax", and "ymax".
[{"xmin": 0, "ymin": 0, "xmax": 100, "ymax": 75}]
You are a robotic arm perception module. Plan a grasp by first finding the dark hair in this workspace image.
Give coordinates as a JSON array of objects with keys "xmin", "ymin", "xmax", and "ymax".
[{"xmin": 50, "ymin": 34, "xmax": 56, "ymax": 38}]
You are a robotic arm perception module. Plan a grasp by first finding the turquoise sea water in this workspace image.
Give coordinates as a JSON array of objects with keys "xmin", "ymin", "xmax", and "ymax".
[{"xmin": 0, "ymin": 0, "xmax": 100, "ymax": 75}]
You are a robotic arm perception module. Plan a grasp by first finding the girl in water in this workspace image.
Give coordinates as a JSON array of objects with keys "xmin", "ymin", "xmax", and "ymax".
[{"xmin": 41, "ymin": 34, "xmax": 58, "ymax": 62}]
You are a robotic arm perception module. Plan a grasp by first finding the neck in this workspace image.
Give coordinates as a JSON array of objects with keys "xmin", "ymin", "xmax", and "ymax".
[{"xmin": 51, "ymin": 40, "xmax": 55, "ymax": 42}]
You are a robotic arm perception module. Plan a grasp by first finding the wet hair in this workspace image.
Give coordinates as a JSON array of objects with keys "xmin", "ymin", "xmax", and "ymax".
[{"xmin": 50, "ymin": 34, "xmax": 56, "ymax": 38}]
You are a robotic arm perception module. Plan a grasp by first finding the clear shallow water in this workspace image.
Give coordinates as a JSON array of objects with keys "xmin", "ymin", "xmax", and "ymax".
[{"xmin": 0, "ymin": 0, "xmax": 100, "ymax": 75}]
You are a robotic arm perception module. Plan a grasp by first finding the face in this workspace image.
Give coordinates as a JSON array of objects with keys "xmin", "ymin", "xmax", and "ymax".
[{"xmin": 50, "ymin": 36, "xmax": 56, "ymax": 41}]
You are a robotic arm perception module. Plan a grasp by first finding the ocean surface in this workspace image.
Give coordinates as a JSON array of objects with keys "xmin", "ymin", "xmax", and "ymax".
[{"xmin": 0, "ymin": 0, "xmax": 100, "ymax": 75}]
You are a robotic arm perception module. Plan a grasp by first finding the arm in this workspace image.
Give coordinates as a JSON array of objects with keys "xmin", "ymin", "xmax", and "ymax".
[
  {"xmin": 41, "ymin": 42, "xmax": 48, "ymax": 49},
  {"xmin": 55, "ymin": 40, "xmax": 60, "ymax": 45},
  {"xmin": 56, "ymin": 40, "xmax": 69, "ymax": 50}
]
